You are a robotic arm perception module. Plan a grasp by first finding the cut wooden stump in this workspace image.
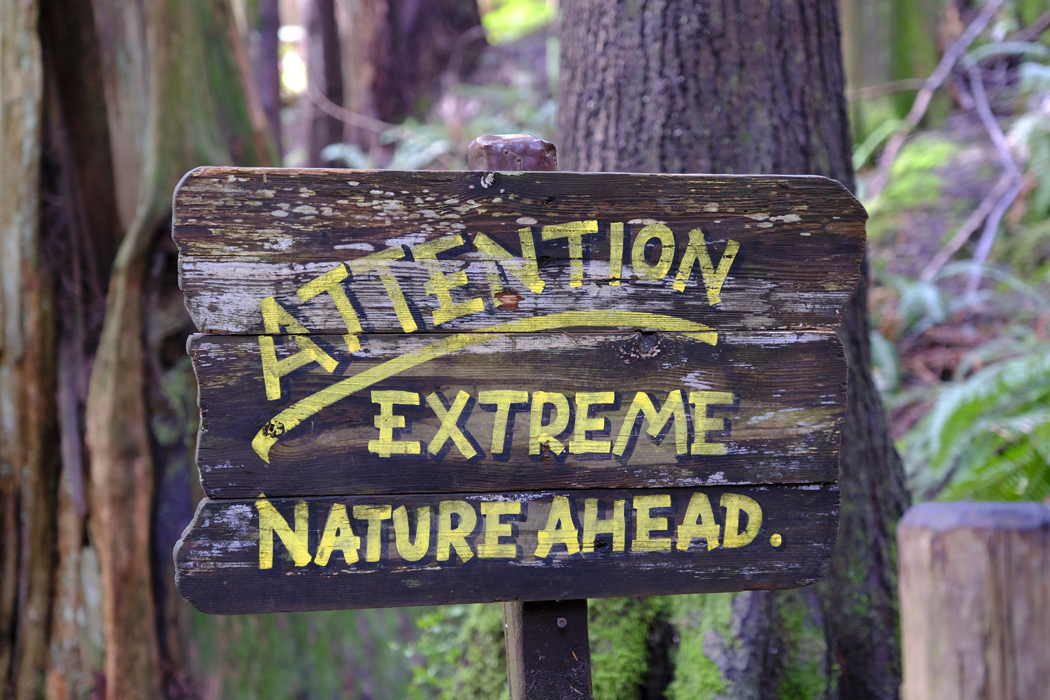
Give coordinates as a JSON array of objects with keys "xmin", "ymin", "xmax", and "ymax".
[{"xmin": 898, "ymin": 501, "xmax": 1050, "ymax": 700}]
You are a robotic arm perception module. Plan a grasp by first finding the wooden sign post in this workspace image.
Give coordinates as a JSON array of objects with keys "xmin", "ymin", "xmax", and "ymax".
[
  {"xmin": 468, "ymin": 136, "xmax": 594, "ymax": 698},
  {"xmin": 172, "ymin": 135, "xmax": 864, "ymax": 698}
]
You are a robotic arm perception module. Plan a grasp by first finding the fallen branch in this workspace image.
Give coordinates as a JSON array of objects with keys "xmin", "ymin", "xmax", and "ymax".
[
  {"xmin": 866, "ymin": 0, "xmax": 1004, "ymax": 200},
  {"xmin": 306, "ymin": 80, "xmax": 404, "ymax": 139},
  {"xmin": 965, "ymin": 57, "xmax": 1021, "ymax": 177},
  {"xmin": 1011, "ymin": 7, "xmax": 1050, "ymax": 42},
  {"xmin": 967, "ymin": 179, "xmax": 1023, "ymax": 295},
  {"xmin": 920, "ymin": 174, "xmax": 1013, "ymax": 282},
  {"xmin": 848, "ymin": 79, "xmax": 925, "ymax": 102},
  {"xmin": 964, "ymin": 59, "xmax": 1022, "ymax": 294},
  {"xmin": 306, "ymin": 80, "xmax": 457, "ymax": 168},
  {"xmin": 919, "ymin": 55, "xmax": 1024, "ymax": 289}
]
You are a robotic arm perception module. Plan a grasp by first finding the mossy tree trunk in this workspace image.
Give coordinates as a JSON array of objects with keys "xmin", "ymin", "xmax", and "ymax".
[
  {"xmin": 84, "ymin": 1, "xmax": 273, "ymax": 693},
  {"xmin": 557, "ymin": 1, "xmax": 909, "ymax": 698},
  {"xmin": 2, "ymin": 0, "xmax": 272, "ymax": 696},
  {"xmin": 840, "ymin": 0, "xmax": 947, "ymax": 147}
]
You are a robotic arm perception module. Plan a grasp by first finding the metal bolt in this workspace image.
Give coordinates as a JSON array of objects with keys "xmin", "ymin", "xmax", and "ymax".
[{"xmin": 557, "ymin": 617, "xmax": 568, "ymax": 628}]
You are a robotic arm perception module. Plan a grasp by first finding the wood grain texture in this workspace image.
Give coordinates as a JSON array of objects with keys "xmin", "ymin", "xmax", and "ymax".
[
  {"xmin": 503, "ymin": 600, "xmax": 592, "ymax": 699},
  {"xmin": 898, "ymin": 502, "xmax": 1050, "ymax": 700},
  {"xmin": 175, "ymin": 485, "xmax": 839, "ymax": 614},
  {"xmin": 191, "ymin": 330, "xmax": 845, "ymax": 498},
  {"xmin": 173, "ymin": 168, "xmax": 865, "ymax": 335},
  {"xmin": 173, "ymin": 167, "xmax": 861, "ymax": 611}
]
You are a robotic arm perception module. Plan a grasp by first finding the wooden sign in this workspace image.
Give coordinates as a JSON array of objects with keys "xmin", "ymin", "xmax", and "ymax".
[{"xmin": 173, "ymin": 167, "xmax": 864, "ymax": 615}]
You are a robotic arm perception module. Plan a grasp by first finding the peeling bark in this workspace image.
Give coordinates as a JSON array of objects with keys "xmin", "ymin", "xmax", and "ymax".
[
  {"xmin": 0, "ymin": 0, "xmax": 279, "ymax": 697},
  {"xmin": 86, "ymin": 258, "xmax": 161, "ymax": 698},
  {"xmin": 0, "ymin": 1, "xmax": 54, "ymax": 698}
]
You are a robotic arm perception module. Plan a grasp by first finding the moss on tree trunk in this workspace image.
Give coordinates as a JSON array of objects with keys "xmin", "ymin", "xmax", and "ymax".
[{"xmin": 557, "ymin": 1, "xmax": 909, "ymax": 698}]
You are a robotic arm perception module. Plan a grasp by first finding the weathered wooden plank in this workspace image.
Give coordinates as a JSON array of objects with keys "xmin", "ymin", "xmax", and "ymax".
[
  {"xmin": 191, "ymin": 330, "xmax": 845, "ymax": 498},
  {"xmin": 174, "ymin": 484, "xmax": 839, "ymax": 614},
  {"xmin": 172, "ymin": 165, "xmax": 861, "ymax": 618},
  {"xmin": 173, "ymin": 168, "xmax": 865, "ymax": 334}
]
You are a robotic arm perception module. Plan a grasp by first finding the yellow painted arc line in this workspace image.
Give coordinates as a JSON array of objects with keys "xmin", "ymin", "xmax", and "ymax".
[{"xmin": 251, "ymin": 311, "xmax": 717, "ymax": 463}]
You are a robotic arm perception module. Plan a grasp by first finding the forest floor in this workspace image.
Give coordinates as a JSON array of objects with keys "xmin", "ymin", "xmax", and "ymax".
[{"xmin": 859, "ymin": 106, "xmax": 1050, "ymax": 502}]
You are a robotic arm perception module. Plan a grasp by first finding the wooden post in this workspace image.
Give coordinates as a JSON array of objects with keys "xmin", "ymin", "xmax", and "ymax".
[
  {"xmin": 503, "ymin": 599, "xmax": 593, "ymax": 699},
  {"xmin": 468, "ymin": 134, "xmax": 593, "ymax": 700},
  {"xmin": 898, "ymin": 502, "xmax": 1050, "ymax": 700}
]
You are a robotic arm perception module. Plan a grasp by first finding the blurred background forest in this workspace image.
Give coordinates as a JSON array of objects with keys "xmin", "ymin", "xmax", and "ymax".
[{"xmin": 2, "ymin": 0, "xmax": 1049, "ymax": 698}]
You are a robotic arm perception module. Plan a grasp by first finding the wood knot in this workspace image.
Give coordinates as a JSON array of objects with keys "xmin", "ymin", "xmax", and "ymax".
[{"xmin": 495, "ymin": 291, "xmax": 522, "ymax": 310}]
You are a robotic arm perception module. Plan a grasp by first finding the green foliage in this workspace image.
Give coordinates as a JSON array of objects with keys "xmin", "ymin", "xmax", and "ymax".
[
  {"xmin": 321, "ymin": 130, "xmax": 453, "ymax": 172},
  {"xmin": 663, "ymin": 594, "xmax": 735, "ymax": 700},
  {"xmin": 589, "ymin": 597, "xmax": 668, "ymax": 698},
  {"xmin": 408, "ymin": 598, "xmax": 675, "ymax": 700},
  {"xmin": 902, "ymin": 326, "xmax": 1050, "ymax": 501},
  {"xmin": 404, "ymin": 607, "xmax": 465, "ymax": 699},
  {"xmin": 888, "ymin": 0, "xmax": 942, "ymax": 119},
  {"xmin": 405, "ymin": 595, "xmax": 772, "ymax": 700},
  {"xmin": 190, "ymin": 607, "xmax": 424, "ymax": 699},
  {"xmin": 480, "ymin": 0, "xmax": 557, "ymax": 45},
  {"xmin": 448, "ymin": 82, "xmax": 557, "ymax": 143},
  {"xmin": 881, "ymin": 274, "xmax": 949, "ymax": 335},
  {"xmin": 852, "ymin": 119, "xmax": 907, "ymax": 170},
  {"xmin": 843, "ymin": 0, "xmax": 948, "ymax": 144},
  {"xmin": 968, "ymin": 40, "xmax": 1050, "ymax": 64},
  {"xmin": 878, "ymin": 258, "xmax": 1050, "ymax": 503},
  {"xmin": 321, "ymin": 80, "xmax": 556, "ymax": 172},
  {"xmin": 992, "ymin": 215, "xmax": 1050, "ymax": 280},
  {"xmin": 150, "ymin": 355, "xmax": 199, "ymax": 448},
  {"xmin": 1012, "ymin": 63, "xmax": 1050, "ymax": 221},
  {"xmin": 870, "ymin": 329, "xmax": 902, "ymax": 393},
  {"xmin": 771, "ymin": 592, "xmax": 828, "ymax": 700},
  {"xmin": 1018, "ymin": 0, "xmax": 1050, "ymax": 26},
  {"xmin": 874, "ymin": 137, "xmax": 957, "ymax": 212},
  {"xmin": 862, "ymin": 12, "xmax": 1050, "ymax": 513},
  {"xmin": 406, "ymin": 604, "xmax": 509, "ymax": 699}
]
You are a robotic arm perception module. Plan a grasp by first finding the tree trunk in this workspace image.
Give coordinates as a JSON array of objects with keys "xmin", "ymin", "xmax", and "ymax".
[
  {"xmin": 839, "ymin": 0, "xmax": 947, "ymax": 147},
  {"xmin": 251, "ymin": 0, "xmax": 283, "ymax": 156},
  {"xmin": 0, "ymin": 3, "xmax": 53, "ymax": 699},
  {"xmin": 335, "ymin": 0, "xmax": 485, "ymax": 155},
  {"xmin": 88, "ymin": 258, "xmax": 162, "ymax": 699},
  {"xmin": 38, "ymin": 0, "xmax": 124, "ymax": 694},
  {"xmin": 303, "ymin": 0, "xmax": 344, "ymax": 166},
  {"xmin": 0, "ymin": 0, "xmax": 273, "ymax": 697},
  {"xmin": 558, "ymin": 2, "xmax": 909, "ymax": 698}
]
